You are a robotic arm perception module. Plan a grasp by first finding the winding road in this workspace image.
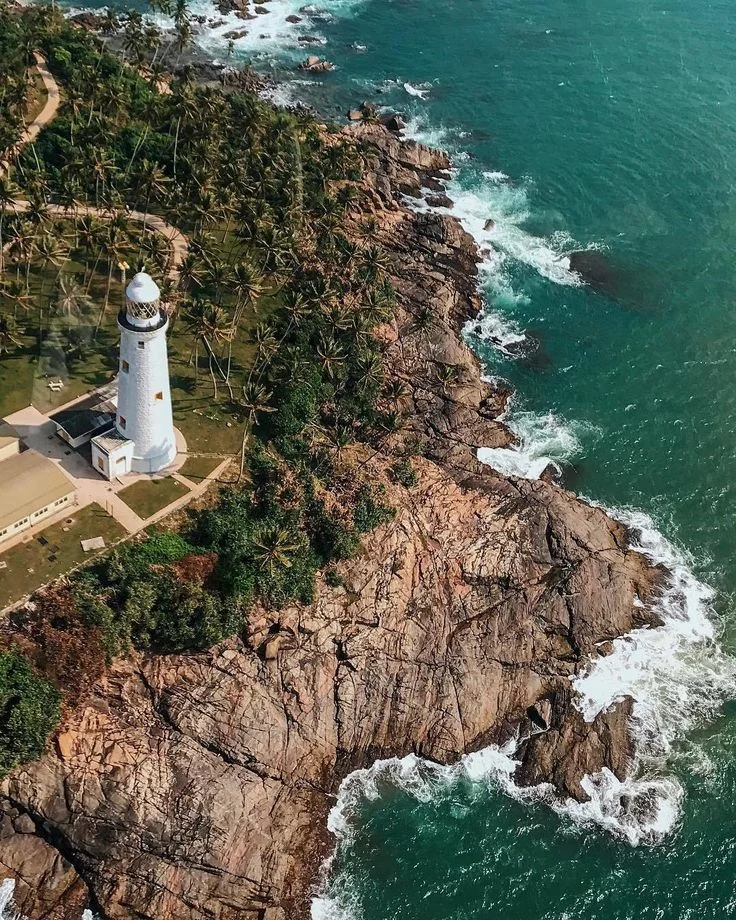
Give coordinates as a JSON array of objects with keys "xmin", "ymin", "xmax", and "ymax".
[{"xmin": 3, "ymin": 52, "xmax": 188, "ymax": 276}]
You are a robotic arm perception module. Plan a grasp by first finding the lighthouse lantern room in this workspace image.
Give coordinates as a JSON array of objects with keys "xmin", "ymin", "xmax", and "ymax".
[{"xmin": 91, "ymin": 271, "xmax": 177, "ymax": 479}]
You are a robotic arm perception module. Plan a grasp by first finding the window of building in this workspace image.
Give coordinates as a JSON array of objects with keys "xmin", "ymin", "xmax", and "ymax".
[
  {"xmin": 137, "ymin": 341, "xmax": 145, "ymax": 350},
  {"xmin": 97, "ymin": 457, "xmax": 105, "ymax": 471},
  {"xmin": 155, "ymin": 391, "xmax": 163, "ymax": 401},
  {"xmin": 119, "ymin": 416, "xmax": 126, "ymax": 429},
  {"xmin": 122, "ymin": 360, "xmax": 130, "ymax": 373}
]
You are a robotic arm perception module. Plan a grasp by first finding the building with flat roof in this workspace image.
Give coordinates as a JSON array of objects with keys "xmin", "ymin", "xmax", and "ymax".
[
  {"xmin": 0, "ymin": 450, "xmax": 76, "ymax": 545},
  {"xmin": 49, "ymin": 384, "xmax": 116, "ymax": 450}
]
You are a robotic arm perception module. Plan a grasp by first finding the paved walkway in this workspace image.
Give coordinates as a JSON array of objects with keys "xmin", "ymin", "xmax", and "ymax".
[
  {"xmin": 0, "ymin": 53, "xmax": 60, "ymax": 179},
  {"xmin": 2, "ymin": 402, "xmax": 232, "ymax": 549},
  {"xmin": 4, "ymin": 405, "xmax": 144, "ymax": 536}
]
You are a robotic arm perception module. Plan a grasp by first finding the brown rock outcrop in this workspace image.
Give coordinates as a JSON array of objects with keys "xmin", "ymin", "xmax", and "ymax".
[{"xmin": 0, "ymin": 123, "xmax": 663, "ymax": 919}]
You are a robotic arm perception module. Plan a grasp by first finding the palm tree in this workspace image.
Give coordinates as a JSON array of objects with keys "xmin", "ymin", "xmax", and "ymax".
[
  {"xmin": 355, "ymin": 351, "xmax": 383, "ymax": 393},
  {"xmin": 0, "ymin": 175, "xmax": 17, "ymax": 275},
  {"xmin": 134, "ymin": 159, "xmax": 171, "ymax": 230},
  {"xmin": 183, "ymin": 298, "xmax": 233, "ymax": 399},
  {"xmin": 6, "ymin": 218, "xmax": 35, "ymax": 275},
  {"xmin": 0, "ymin": 279, "xmax": 31, "ymax": 320},
  {"xmin": 170, "ymin": 84, "xmax": 197, "ymax": 182},
  {"xmin": 252, "ymin": 526, "xmax": 299, "ymax": 575},
  {"xmin": 177, "ymin": 253, "xmax": 205, "ymax": 294},
  {"xmin": 238, "ymin": 380, "xmax": 276, "ymax": 479},
  {"xmin": 316, "ymin": 333, "xmax": 346, "ymax": 380},
  {"xmin": 141, "ymin": 231, "xmax": 171, "ymax": 276},
  {"xmin": 359, "ymin": 244, "xmax": 391, "ymax": 286},
  {"xmin": 53, "ymin": 274, "xmax": 92, "ymax": 324}
]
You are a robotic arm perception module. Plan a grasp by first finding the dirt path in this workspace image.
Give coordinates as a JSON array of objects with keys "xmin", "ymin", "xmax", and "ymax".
[
  {"xmin": 0, "ymin": 52, "xmax": 60, "ymax": 179},
  {"xmin": 3, "ymin": 54, "xmax": 189, "ymax": 276}
]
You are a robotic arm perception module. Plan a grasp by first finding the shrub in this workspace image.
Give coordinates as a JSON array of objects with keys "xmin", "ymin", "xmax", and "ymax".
[
  {"xmin": 353, "ymin": 485, "xmax": 395, "ymax": 534},
  {"xmin": 391, "ymin": 459, "xmax": 417, "ymax": 488},
  {"xmin": 324, "ymin": 568, "xmax": 345, "ymax": 588},
  {"xmin": 0, "ymin": 652, "xmax": 61, "ymax": 778}
]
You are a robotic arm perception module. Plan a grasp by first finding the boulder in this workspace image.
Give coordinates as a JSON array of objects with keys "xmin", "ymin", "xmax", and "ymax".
[{"xmin": 426, "ymin": 193, "xmax": 453, "ymax": 209}]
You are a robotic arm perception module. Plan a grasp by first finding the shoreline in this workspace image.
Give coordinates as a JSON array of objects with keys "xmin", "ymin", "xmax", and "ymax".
[{"xmin": 0, "ymin": 9, "xmax": 732, "ymax": 920}]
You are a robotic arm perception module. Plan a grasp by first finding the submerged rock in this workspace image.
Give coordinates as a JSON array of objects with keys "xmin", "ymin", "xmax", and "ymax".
[{"xmin": 567, "ymin": 248, "xmax": 619, "ymax": 293}]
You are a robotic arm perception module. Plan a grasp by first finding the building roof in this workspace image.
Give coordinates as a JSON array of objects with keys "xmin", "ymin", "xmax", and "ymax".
[
  {"xmin": 0, "ymin": 422, "xmax": 20, "ymax": 451},
  {"xmin": 0, "ymin": 450, "xmax": 75, "ymax": 531},
  {"xmin": 92, "ymin": 430, "xmax": 133, "ymax": 454},
  {"xmin": 50, "ymin": 389, "xmax": 116, "ymax": 441},
  {"xmin": 126, "ymin": 272, "xmax": 160, "ymax": 304}
]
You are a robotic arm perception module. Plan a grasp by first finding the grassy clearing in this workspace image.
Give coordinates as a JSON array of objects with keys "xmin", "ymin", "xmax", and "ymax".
[
  {"xmin": 0, "ymin": 229, "xmax": 265, "ymax": 455},
  {"xmin": 178, "ymin": 454, "xmax": 225, "ymax": 483},
  {"xmin": 117, "ymin": 476, "xmax": 190, "ymax": 519},
  {"xmin": 0, "ymin": 502, "xmax": 125, "ymax": 609}
]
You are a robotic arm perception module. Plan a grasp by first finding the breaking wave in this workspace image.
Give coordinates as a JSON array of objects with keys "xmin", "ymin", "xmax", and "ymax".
[
  {"xmin": 311, "ymin": 502, "xmax": 736, "ymax": 916},
  {"xmin": 477, "ymin": 405, "xmax": 593, "ymax": 479},
  {"xmin": 148, "ymin": 0, "xmax": 364, "ymax": 62},
  {"xmin": 402, "ymin": 116, "xmax": 586, "ymax": 288},
  {"xmin": 403, "ymin": 81, "xmax": 431, "ymax": 99}
]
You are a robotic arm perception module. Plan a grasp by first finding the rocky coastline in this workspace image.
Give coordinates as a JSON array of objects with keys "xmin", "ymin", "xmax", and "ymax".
[{"xmin": 0, "ymin": 114, "xmax": 665, "ymax": 919}]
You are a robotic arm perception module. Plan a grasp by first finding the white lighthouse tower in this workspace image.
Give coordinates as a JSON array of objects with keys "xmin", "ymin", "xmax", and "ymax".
[{"xmin": 91, "ymin": 271, "xmax": 177, "ymax": 479}]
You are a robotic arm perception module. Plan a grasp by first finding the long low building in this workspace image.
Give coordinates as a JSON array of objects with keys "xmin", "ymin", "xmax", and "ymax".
[{"xmin": 0, "ymin": 450, "xmax": 76, "ymax": 545}]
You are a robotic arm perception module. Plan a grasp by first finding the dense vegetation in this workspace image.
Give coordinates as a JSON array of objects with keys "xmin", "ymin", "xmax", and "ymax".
[
  {"xmin": 0, "ymin": 1, "xmax": 414, "ymax": 773},
  {"xmin": 0, "ymin": 651, "xmax": 61, "ymax": 778},
  {"xmin": 0, "ymin": 4, "xmax": 406, "ymax": 661}
]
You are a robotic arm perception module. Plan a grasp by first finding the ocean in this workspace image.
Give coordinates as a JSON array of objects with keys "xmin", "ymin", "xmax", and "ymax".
[{"xmin": 54, "ymin": 0, "xmax": 736, "ymax": 916}]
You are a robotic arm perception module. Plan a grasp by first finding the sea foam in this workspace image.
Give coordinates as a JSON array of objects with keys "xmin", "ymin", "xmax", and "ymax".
[
  {"xmin": 574, "ymin": 505, "xmax": 736, "ymax": 781},
  {"xmin": 148, "ymin": 0, "xmax": 364, "ymax": 62},
  {"xmin": 476, "ymin": 403, "xmax": 593, "ymax": 479},
  {"xmin": 402, "ymin": 116, "xmax": 585, "ymax": 288}
]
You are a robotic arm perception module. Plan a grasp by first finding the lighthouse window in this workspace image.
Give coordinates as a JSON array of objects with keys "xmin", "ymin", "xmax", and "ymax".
[
  {"xmin": 122, "ymin": 360, "xmax": 129, "ymax": 373},
  {"xmin": 137, "ymin": 341, "xmax": 145, "ymax": 350},
  {"xmin": 155, "ymin": 391, "xmax": 163, "ymax": 401}
]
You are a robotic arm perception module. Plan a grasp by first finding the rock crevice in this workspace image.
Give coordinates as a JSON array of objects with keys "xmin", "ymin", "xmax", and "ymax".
[{"xmin": 0, "ymin": 124, "xmax": 662, "ymax": 920}]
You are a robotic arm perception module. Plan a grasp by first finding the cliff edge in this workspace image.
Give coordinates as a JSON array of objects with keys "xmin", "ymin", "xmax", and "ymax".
[{"xmin": 0, "ymin": 124, "xmax": 661, "ymax": 920}]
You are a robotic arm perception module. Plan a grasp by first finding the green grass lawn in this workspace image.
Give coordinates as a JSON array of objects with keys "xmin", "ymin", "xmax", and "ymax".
[
  {"xmin": 117, "ymin": 476, "xmax": 190, "ymax": 519},
  {"xmin": 0, "ymin": 252, "xmax": 126, "ymax": 418},
  {"xmin": 178, "ymin": 454, "xmax": 226, "ymax": 483},
  {"xmin": 167, "ymin": 289, "xmax": 280, "ymax": 455},
  {"xmin": 0, "ymin": 220, "xmax": 275, "ymax": 455},
  {"xmin": 0, "ymin": 502, "xmax": 125, "ymax": 610}
]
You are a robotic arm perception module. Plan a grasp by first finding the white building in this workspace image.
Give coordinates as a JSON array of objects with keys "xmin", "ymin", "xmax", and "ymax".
[
  {"xmin": 0, "ymin": 449, "xmax": 76, "ymax": 545},
  {"xmin": 91, "ymin": 272, "xmax": 177, "ymax": 479}
]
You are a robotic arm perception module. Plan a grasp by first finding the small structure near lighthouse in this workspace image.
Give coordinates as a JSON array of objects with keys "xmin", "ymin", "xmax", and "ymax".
[{"xmin": 91, "ymin": 272, "xmax": 177, "ymax": 480}]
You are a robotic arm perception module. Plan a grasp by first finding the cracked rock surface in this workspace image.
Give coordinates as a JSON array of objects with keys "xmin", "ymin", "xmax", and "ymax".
[{"xmin": 0, "ymin": 125, "xmax": 662, "ymax": 919}]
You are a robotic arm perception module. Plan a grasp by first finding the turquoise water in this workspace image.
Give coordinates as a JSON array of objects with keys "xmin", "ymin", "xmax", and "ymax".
[
  {"xmin": 90, "ymin": 0, "xmax": 736, "ymax": 914},
  {"xmin": 266, "ymin": 2, "xmax": 736, "ymax": 915}
]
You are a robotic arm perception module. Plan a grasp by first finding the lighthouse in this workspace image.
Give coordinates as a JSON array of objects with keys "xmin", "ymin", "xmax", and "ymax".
[{"xmin": 91, "ymin": 271, "xmax": 177, "ymax": 479}]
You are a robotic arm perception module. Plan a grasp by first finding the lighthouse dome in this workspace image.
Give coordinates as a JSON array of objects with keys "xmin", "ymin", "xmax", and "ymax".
[{"xmin": 126, "ymin": 272, "xmax": 160, "ymax": 305}]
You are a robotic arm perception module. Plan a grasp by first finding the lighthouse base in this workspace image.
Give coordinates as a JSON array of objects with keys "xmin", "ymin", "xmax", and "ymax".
[{"xmin": 130, "ymin": 440, "xmax": 178, "ymax": 475}]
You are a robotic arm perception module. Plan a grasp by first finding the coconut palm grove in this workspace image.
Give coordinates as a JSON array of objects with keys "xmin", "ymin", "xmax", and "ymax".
[{"xmin": 0, "ymin": 1, "xmax": 401, "ymax": 777}]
